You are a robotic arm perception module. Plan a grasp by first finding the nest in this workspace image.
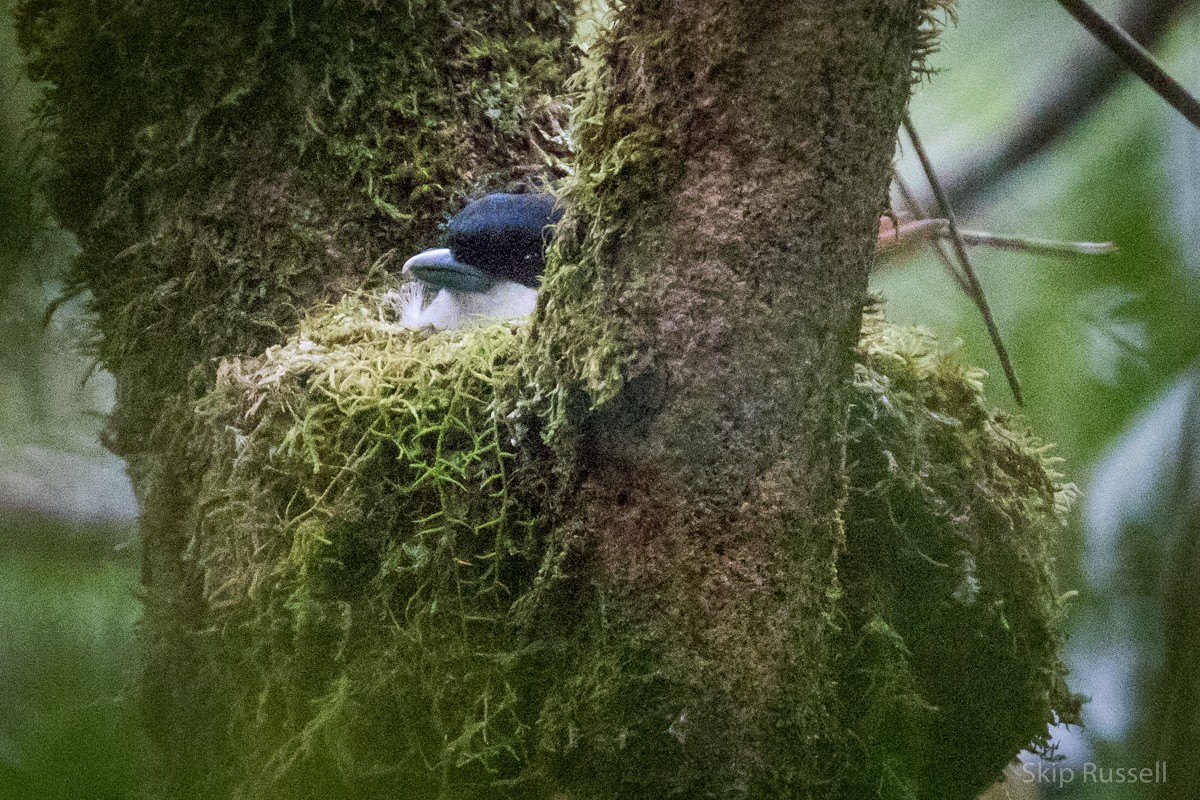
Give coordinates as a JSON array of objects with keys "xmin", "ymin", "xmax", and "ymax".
[{"xmin": 148, "ymin": 296, "xmax": 1080, "ymax": 799}]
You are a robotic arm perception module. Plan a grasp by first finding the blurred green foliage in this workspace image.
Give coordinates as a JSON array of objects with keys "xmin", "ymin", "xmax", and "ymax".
[
  {"xmin": 2, "ymin": 1, "xmax": 146, "ymax": 796},
  {"xmin": 885, "ymin": 0, "xmax": 1200, "ymax": 465},
  {"xmin": 0, "ymin": 514, "xmax": 146, "ymax": 800}
]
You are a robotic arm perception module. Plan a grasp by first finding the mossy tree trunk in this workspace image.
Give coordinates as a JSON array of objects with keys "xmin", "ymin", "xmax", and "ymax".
[
  {"xmin": 529, "ymin": 1, "xmax": 925, "ymax": 795},
  {"xmin": 18, "ymin": 1, "xmax": 1079, "ymax": 799},
  {"xmin": 18, "ymin": 0, "xmax": 574, "ymax": 794}
]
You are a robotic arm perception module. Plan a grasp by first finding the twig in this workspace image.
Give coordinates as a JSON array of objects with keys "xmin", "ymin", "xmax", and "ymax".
[
  {"xmin": 1056, "ymin": 0, "xmax": 1200, "ymax": 130},
  {"xmin": 902, "ymin": 113, "xmax": 1025, "ymax": 406},
  {"xmin": 881, "ymin": 218, "xmax": 1118, "ymax": 258},
  {"xmin": 893, "ymin": 177, "xmax": 971, "ymax": 294}
]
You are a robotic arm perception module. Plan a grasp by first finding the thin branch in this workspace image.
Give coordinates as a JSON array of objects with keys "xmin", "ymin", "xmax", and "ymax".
[
  {"xmin": 1056, "ymin": 0, "xmax": 1200, "ymax": 131},
  {"xmin": 880, "ymin": 218, "xmax": 1118, "ymax": 258},
  {"xmin": 893, "ymin": 177, "xmax": 971, "ymax": 294},
  {"xmin": 902, "ymin": 113, "xmax": 1025, "ymax": 406}
]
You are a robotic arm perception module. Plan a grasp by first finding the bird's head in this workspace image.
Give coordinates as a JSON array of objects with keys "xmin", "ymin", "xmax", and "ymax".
[
  {"xmin": 403, "ymin": 192, "xmax": 561, "ymax": 293},
  {"xmin": 398, "ymin": 192, "xmax": 561, "ymax": 330}
]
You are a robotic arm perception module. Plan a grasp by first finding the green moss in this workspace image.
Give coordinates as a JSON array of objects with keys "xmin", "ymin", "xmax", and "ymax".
[
  {"xmin": 838, "ymin": 311, "xmax": 1081, "ymax": 799},
  {"xmin": 178, "ymin": 295, "xmax": 551, "ymax": 797},
  {"xmin": 527, "ymin": 6, "xmax": 693, "ymax": 447},
  {"xmin": 915, "ymin": 0, "xmax": 958, "ymax": 80},
  {"xmin": 16, "ymin": 4, "xmax": 575, "ymax": 792},
  {"xmin": 149, "ymin": 296, "xmax": 1078, "ymax": 798},
  {"xmin": 16, "ymin": 0, "xmax": 574, "ymax": 451}
]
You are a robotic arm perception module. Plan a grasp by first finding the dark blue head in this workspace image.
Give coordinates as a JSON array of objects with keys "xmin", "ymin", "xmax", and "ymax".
[
  {"xmin": 404, "ymin": 192, "xmax": 561, "ymax": 292},
  {"xmin": 447, "ymin": 193, "xmax": 561, "ymax": 287}
]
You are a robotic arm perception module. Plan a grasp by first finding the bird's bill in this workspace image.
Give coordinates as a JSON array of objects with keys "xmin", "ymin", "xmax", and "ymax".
[{"xmin": 402, "ymin": 248, "xmax": 494, "ymax": 293}]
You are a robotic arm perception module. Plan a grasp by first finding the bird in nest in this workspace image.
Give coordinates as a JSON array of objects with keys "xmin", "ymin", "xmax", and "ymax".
[{"xmin": 394, "ymin": 192, "xmax": 562, "ymax": 330}]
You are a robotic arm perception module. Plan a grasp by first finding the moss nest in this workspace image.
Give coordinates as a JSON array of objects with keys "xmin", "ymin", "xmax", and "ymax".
[
  {"xmin": 839, "ymin": 311, "xmax": 1082, "ymax": 799},
  {"xmin": 163, "ymin": 296, "xmax": 1078, "ymax": 799},
  {"xmin": 179, "ymin": 295, "xmax": 550, "ymax": 797}
]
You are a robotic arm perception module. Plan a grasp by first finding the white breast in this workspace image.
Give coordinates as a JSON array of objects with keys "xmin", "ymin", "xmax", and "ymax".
[{"xmin": 394, "ymin": 280, "xmax": 538, "ymax": 330}]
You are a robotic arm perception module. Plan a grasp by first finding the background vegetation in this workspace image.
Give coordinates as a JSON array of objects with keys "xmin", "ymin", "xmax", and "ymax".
[{"xmin": 1, "ymin": 0, "xmax": 1196, "ymax": 796}]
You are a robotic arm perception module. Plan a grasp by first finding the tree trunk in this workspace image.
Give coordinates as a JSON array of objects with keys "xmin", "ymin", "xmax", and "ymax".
[{"xmin": 529, "ymin": 1, "xmax": 924, "ymax": 795}]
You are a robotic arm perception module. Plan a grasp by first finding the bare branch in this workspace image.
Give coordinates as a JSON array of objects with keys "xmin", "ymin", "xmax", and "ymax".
[
  {"xmin": 893, "ymin": 176, "xmax": 971, "ymax": 293},
  {"xmin": 880, "ymin": 218, "xmax": 1118, "ymax": 258},
  {"xmin": 903, "ymin": 114, "xmax": 1025, "ymax": 406},
  {"xmin": 1056, "ymin": 0, "xmax": 1200, "ymax": 130}
]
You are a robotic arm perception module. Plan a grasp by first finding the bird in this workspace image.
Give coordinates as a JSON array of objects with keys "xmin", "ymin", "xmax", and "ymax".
[{"xmin": 397, "ymin": 192, "xmax": 562, "ymax": 330}]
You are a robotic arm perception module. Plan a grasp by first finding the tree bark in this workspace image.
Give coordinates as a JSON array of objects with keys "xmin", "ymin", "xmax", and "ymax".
[{"xmin": 530, "ymin": 1, "xmax": 926, "ymax": 795}]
